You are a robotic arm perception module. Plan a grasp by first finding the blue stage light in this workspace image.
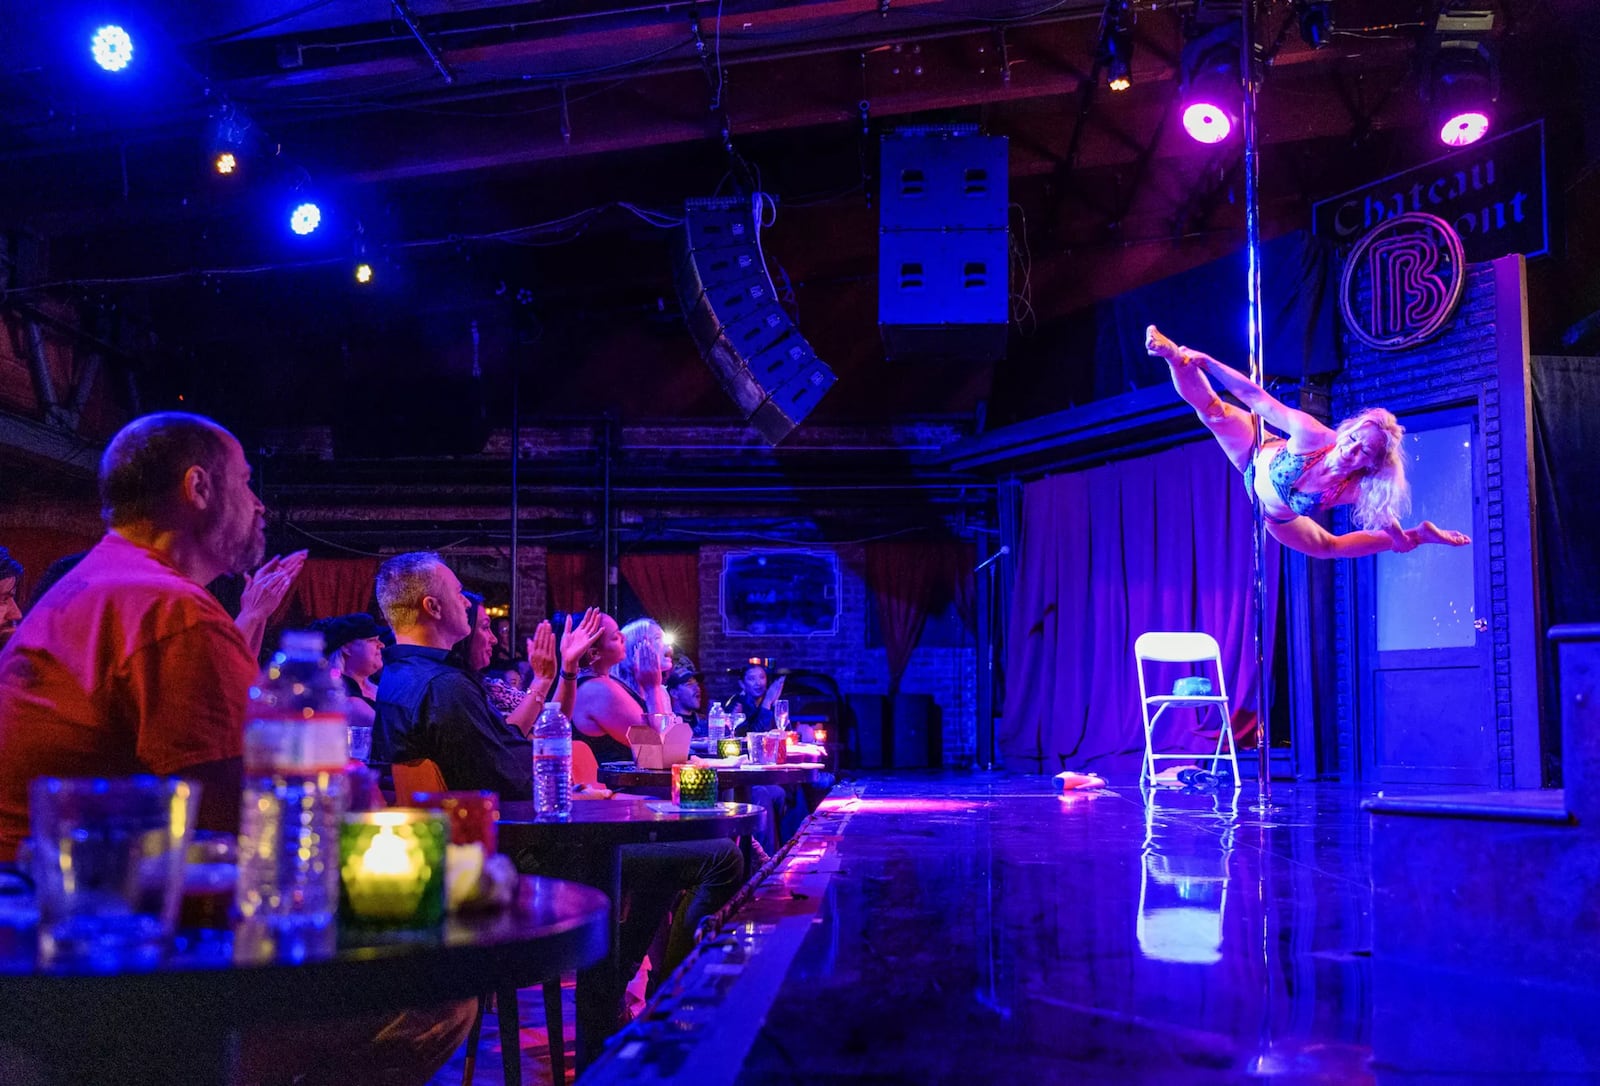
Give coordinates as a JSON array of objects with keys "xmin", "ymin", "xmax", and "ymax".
[
  {"xmin": 91, "ymin": 26, "xmax": 134, "ymax": 72},
  {"xmin": 289, "ymin": 202, "xmax": 322, "ymax": 236}
]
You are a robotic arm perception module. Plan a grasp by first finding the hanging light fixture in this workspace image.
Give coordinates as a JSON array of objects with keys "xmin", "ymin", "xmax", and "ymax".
[
  {"xmin": 1097, "ymin": 0, "xmax": 1135, "ymax": 92},
  {"xmin": 1179, "ymin": 19, "xmax": 1242, "ymax": 144},
  {"xmin": 1427, "ymin": 8, "xmax": 1499, "ymax": 148}
]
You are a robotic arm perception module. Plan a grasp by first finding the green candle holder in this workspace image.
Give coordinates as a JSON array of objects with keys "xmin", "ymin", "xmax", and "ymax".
[
  {"xmin": 671, "ymin": 765, "xmax": 719, "ymax": 808},
  {"xmin": 717, "ymin": 738, "xmax": 744, "ymax": 759},
  {"xmin": 339, "ymin": 810, "xmax": 448, "ymax": 928}
]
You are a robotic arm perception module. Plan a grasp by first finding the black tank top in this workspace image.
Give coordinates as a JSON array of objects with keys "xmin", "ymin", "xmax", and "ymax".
[{"xmin": 575, "ymin": 674, "xmax": 643, "ymax": 764}]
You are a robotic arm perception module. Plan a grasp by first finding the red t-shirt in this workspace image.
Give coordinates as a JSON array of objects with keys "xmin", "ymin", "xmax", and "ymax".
[{"xmin": 0, "ymin": 533, "xmax": 257, "ymax": 861}]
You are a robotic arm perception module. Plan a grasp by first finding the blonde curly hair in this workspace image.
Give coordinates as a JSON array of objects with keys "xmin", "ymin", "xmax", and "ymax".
[{"xmin": 1339, "ymin": 408, "xmax": 1409, "ymax": 530}]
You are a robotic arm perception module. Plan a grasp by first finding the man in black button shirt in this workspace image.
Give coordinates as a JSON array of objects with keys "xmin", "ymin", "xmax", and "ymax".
[{"xmin": 372, "ymin": 551, "xmax": 533, "ymax": 799}]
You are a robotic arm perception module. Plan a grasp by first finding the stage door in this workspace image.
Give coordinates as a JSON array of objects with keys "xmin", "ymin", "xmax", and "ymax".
[{"xmin": 1354, "ymin": 406, "xmax": 1493, "ymax": 785}]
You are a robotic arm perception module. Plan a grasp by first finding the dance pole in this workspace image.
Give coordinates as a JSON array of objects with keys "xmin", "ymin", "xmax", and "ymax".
[{"xmin": 1241, "ymin": 0, "xmax": 1272, "ymax": 807}]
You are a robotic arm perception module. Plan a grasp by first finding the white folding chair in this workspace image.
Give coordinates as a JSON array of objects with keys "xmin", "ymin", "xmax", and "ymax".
[{"xmin": 1133, "ymin": 631, "xmax": 1240, "ymax": 787}]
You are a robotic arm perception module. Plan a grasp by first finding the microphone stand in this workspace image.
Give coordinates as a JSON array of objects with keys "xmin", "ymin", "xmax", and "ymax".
[{"xmin": 974, "ymin": 546, "xmax": 1009, "ymax": 770}]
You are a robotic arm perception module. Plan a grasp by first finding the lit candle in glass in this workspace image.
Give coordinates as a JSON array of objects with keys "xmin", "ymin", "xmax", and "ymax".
[
  {"xmin": 671, "ymin": 765, "xmax": 718, "ymax": 808},
  {"xmin": 717, "ymin": 738, "xmax": 743, "ymax": 759},
  {"xmin": 339, "ymin": 810, "xmax": 447, "ymax": 927},
  {"xmin": 814, "ymin": 728, "xmax": 828, "ymax": 743}
]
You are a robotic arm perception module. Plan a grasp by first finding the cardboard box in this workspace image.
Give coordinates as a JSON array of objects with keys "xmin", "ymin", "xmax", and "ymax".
[{"xmin": 627, "ymin": 718, "xmax": 692, "ymax": 770}]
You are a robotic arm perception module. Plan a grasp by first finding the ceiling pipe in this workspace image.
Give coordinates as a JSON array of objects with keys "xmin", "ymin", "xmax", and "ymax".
[{"xmin": 390, "ymin": 0, "xmax": 457, "ymax": 84}]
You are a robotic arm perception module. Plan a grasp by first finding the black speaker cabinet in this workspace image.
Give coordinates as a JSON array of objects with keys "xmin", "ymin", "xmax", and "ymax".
[{"xmin": 672, "ymin": 196, "xmax": 837, "ymax": 444}]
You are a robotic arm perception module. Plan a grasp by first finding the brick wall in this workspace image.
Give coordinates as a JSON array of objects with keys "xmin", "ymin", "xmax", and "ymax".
[
  {"xmin": 692, "ymin": 544, "xmax": 977, "ymax": 767},
  {"xmin": 1329, "ymin": 261, "xmax": 1520, "ymax": 786}
]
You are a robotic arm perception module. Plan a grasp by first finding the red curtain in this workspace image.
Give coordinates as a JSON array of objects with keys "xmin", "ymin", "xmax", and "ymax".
[
  {"xmin": 1000, "ymin": 441, "xmax": 1281, "ymax": 775},
  {"xmin": 268, "ymin": 557, "xmax": 380, "ymax": 628},
  {"xmin": 865, "ymin": 541, "xmax": 975, "ymax": 693},
  {"xmin": 1, "ymin": 527, "xmax": 100, "ymax": 603},
  {"xmin": 620, "ymin": 553, "xmax": 700, "ymax": 656},
  {"xmin": 547, "ymin": 551, "xmax": 602, "ymax": 617}
]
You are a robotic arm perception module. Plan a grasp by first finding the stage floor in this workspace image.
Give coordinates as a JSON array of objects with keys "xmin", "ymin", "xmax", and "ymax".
[{"xmin": 578, "ymin": 773, "xmax": 1600, "ymax": 1085}]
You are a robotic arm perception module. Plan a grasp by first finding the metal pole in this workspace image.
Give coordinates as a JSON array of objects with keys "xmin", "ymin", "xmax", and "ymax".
[
  {"xmin": 601, "ymin": 418, "xmax": 616, "ymax": 613},
  {"xmin": 510, "ymin": 367, "xmax": 520, "ymax": 641},
  {"xmin": 1241, "ymin": 0, "xmax": 1273, "ymax": 808}
]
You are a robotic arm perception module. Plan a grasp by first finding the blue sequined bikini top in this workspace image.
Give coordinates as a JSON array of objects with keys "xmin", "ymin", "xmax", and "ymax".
[{"xmin": 1245, "ymin": 442, "xmax": 1345, "ymax": 524}]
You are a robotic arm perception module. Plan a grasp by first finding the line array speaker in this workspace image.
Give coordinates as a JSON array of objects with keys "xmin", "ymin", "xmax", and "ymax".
[{"xmin": 672, "ymin": 196, "xmax": 836, "ymax": 444}]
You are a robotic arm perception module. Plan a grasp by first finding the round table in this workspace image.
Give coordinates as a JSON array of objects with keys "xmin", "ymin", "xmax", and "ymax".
[
  {"xmin": 598, "ymin": 762, "xmax": 827, "ymax": 800},
  {"xmin": 0, "ymin": 876, "xmax": 608, "ymax": 1084},
  {"xmin": 498, "ymin": 798, "xmax": 762, "ymax": 1069}
]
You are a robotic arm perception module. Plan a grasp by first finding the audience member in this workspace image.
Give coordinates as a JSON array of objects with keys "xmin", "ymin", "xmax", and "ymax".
[
  {"xmin": 0, "ymin": 414, "xmax": 469, "ymax": 1085},
  {"xmin": 471, "ymin": 603, "xmax": 603, "ymax": 724},
  {"xmin": 372, "ymin": 553, "xmax": 531, "ymax": 799},
  {"xmin": 566, "ymin": 613, "xmax": 744, "ymax": 995},
  {"xmin": 572, "ymin": 614, "xmax": 660, "ymax": 763},
  {"xmin": 378, "ymin": 561, "xmax": 741, "ymax": 1000},
  {"xmin": 666, "ymin": 654, "xmax": 705, "ymax": 736},
  {"xmin": 310, "ymin": 612, "xmax": 386, "ymax": 729},
  {"xmin": 0, "ymin": 548, "xmax": 20, "ymax": 652},
  {"xmin": 488, "ymin": 615, "xmax": 519, "ymax": 673},
  {"xmin": 26, "ymin": 550, "xmax": 86, "ymax": 610},
  {"xmin": 724, "ymin": 662, "xmax": 785, "ymax": 734}
]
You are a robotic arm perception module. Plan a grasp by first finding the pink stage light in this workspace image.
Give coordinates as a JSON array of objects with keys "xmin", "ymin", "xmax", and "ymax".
[
  {"xmin": 1438, "ymin": 111, "xmax": 1490, "ymax": 147},
  {"xmin": 1181, "ymin": 102, "xmax": 1232, "ymax": 144}
]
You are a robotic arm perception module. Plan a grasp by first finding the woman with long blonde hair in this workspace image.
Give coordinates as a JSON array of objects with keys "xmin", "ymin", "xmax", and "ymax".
[{"xmin": 1145, "ymin": 325, "xmax": 1470, "ymax": 559}]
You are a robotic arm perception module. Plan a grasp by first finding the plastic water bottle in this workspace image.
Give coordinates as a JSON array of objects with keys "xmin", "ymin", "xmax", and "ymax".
[
  {"xmin": 236, "ymin": 631, "xmax": 350, "ymax": 958},
  {"xmin": 707, "ymin": 704, "xmax": 729, "ymax": 743},
  {"xmin": 532, "ymin": 704, "xmax": 572, "ymax": 818}
]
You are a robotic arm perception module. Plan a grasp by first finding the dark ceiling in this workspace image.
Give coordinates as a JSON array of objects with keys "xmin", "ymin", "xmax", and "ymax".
[{"xmin": 0, "ymin": 0, "xmax": 1592, "ymax": 439}]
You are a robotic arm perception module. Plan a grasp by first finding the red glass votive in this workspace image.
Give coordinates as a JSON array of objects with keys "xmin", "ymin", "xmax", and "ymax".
[{"xmin": 409, "ymin": 791, "xmax": 499, "ymax": 854}]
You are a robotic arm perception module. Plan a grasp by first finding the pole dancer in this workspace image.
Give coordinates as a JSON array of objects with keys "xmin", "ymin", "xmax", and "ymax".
[{"xmin": 1144, "ymin": 326, "xmax": 1472, "ymax": 559}]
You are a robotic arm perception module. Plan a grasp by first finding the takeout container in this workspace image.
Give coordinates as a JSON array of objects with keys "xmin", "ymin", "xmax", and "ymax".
[{"xmin": 627, "ymin": 714, "xmax": 692, "ymax": 769}]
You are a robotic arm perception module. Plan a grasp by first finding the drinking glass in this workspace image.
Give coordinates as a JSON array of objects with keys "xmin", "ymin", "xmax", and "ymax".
[
  {"xmin": 772, "ymin": 699, "xmax": 790, "ymax": 731},
  {"xmin": 30, "ymin": 776, "xmax": 198, "ymax": 970},
  {"xmin": 410, "ymin": 791, "xmax": 500, "ymax": 854},
  {"xmin": 762, "ymin": 731, "xmax": 789, "ymax": 765}
]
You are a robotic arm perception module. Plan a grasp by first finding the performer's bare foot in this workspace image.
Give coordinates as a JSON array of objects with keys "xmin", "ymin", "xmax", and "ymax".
[
  {"xmin": 1412, "ymin": 521, "xmax": 1471, "ymax": 547},
  {"xmin": 1145, "ymin": 324, "xmax": 1185, "ymax": 364}
]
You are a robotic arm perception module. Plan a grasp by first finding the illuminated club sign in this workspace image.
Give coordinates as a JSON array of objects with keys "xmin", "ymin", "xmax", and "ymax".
[
  {"xmin": 1312, "ymin": 120, "xmax": 1547, "ymax": 264},
  {"xmin": 1339, "ymin": 213, "xmax": 1465, "ymax": 351}
]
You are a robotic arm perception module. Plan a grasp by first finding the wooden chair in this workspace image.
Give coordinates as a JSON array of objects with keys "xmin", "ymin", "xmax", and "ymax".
[
  {"xmin": 572, "ymin": 739, "xmax": 599, "ymax": 787},
  {"xmin": 391, "ymin": 757, "xmax": 447, "ymax": 803}
]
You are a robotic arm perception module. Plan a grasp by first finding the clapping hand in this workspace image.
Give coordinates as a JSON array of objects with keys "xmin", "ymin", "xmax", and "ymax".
[
  {"xmin": 239, "ymin": 551, "xmax": 308, "ymax": 622},
  {"xmin": 632, "ymin": 637, "xmax": 666, "ymax": 690},
  {"xmin": 558, "ymin": 607, "xmax": 604, "ymax": 676},
  {"xmin": 761, "ymin": 674, "xmax": 787, "ymax": 710},
  {"xmin": 526, "ymin": 621, "xmax": 557, "ymax": 685}
]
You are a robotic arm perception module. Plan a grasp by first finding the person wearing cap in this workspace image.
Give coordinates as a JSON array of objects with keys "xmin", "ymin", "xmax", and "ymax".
[
  {"xmin": 666, "ymin": 654, "xmax": 705, "ymax": 736},
  {"xmin": 310, "ymin": 612, "xmax": 386, "ymax": 729}
]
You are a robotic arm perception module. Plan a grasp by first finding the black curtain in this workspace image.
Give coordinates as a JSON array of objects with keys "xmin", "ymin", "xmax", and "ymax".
[{"xmin": 1532, "ymin": 354, "xmax": 1600, "ymax": 785}]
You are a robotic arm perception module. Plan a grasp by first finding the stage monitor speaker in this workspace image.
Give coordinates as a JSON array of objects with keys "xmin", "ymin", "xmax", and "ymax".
[
  {"xmin": 879, "ymin": 126, "xmax": 1010, "ymax": 362},
  {"xmin": 673, "ymin": 196, "xmax": 837, "ymax": 444}
]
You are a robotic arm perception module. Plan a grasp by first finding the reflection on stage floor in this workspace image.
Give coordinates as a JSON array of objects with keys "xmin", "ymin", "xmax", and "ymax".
[{"xmin": 574, "ymin": 774, "xmax": 1600, "ymax": 1085}]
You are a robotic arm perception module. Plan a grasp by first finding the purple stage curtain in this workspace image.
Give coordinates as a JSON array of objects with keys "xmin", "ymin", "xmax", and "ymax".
[
  {"xmin": 1000, "ymin": 441, "xmax": 1281, "ymax": 775},
  {"xmin": 620, "ymin": 553, "xmax": 700, "ymax": 657}
]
